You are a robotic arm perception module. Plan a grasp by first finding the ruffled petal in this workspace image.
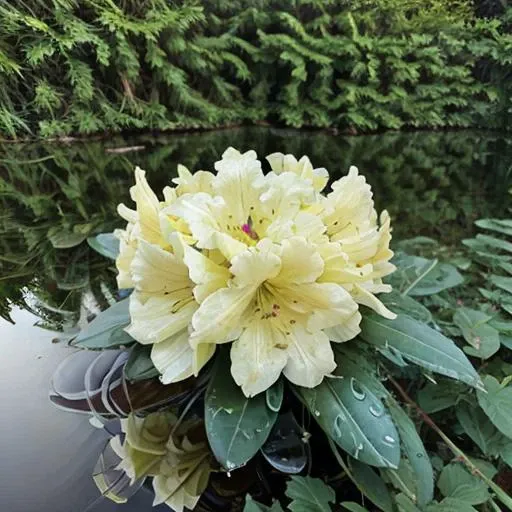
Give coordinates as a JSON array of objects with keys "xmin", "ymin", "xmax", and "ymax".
[{"xmin": 151, "ymin": 330, "xmax": 195, "ymax": 384}]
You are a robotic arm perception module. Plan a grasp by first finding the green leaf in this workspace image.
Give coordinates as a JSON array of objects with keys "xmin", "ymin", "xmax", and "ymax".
[
  {"xmin": 205, "ymin": 352, "xmax": 278, "ymax": 470},
  {"xmin": 425, "ymin": 498, "xmax": 478, "ymax": 511},
  {"xmin": 394, "ymin": 493, "xmax": 422, "ymax": 512},
  {"xmin": 453, "ymin": 307, "xmax": 500, "ymax": 359},
  {"xmin": 477, "ymin": 375, "xmax": 512, "ymax": 439},
  {"xmin": 48, "ymin": 225, "xmax": 87, "ymax": 248},
  {"xmin": 348, "ymin": 458, "xmax": 393, "ymax": 512},
  {"xmin": 124, "ymin": 343, "xmax": 159, "ymax": 381},
  {"xmin": 389, "ymin": 253, "xmax": 463, "ymax": 296},
  {"xmin": 87, "ymin": 233, "xmax": 120, "ymax": 260},
  {"xmin": 417, "ymin": 381, "xmax": 461, "ymax": 414},
  {"xmin": 490, "ymin": 275, "xmax": 512, "ymax": 295},
  {"xmin": 499, "ymin": 441, "xmax": 512, "ymax": 468},
  {"xmin": 340, "ymin": 503, "xmax": 370, "ymax": 512},
  {"xmin": 73, "ymin": 299, "xmax": 134, "ymax": 349},
  {"xmin": 381, "ymin": 290, "xmax": 432, "ymax": 323},
  {"xmin": 387, "ymin": 398, "xmax": 434, "ymax": 505},
  {"xmin": 285, "ymin": 476, "xmax": 335, "ymax": 512},
  {"xmin": 456, "ymin": 400, "xmax": 505, "ymax": 456},
  {"xmin": 474, "ymin": 234, "xmax": 512, "ymax": 254},
  {"xmin": 437, "ymin": 463, "xmax": 490, "ymax": 505},
  {"xmin": 296, "ymin": 376, "xmax": 400, "ymax": 469},
  {"xmin": 243, "ymin": 495, "xmax": 284, "ymax": 512},
  {"xmin": 475, "ymin": 218, "xmax": 512, "ymax": 237},
  {"xmin": 360, "ymin": 313, "xmax": 483, "ymax": 389}
]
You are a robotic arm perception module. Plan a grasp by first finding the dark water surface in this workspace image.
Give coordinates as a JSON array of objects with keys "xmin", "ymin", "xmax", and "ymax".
[{"xmin": 0, "ymin": 127, "xmax": 511, "ymax": 511}]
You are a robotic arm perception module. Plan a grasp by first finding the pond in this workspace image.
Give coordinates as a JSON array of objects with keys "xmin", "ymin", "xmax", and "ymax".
[{"xmin": 1, "ymin": 127, "xmax": 511, "ymax": 511}]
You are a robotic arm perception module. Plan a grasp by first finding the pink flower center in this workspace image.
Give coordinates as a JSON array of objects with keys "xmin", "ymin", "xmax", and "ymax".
[{"xmin": 241, "ymin": 223, "xmax": 259, "ymax": 240}]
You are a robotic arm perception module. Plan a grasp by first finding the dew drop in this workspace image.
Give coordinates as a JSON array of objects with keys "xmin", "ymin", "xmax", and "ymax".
[
  {"xmin": 314, "ymin": 410, "xmax": 321, "ymax": 417},
  {"xmin": 334, "ymin": 415, "xmax": 344, "ymax": 437},
  {"xmin": 354, "ymin": 442, "xmax": 364, "ymax": 460},
  {"xmin": 383, "ymin": 435, "xmax": 396, "ymax": 446},
  {"xmin": 416, "ymin": 453, "xmax": 423, "ymax": 458},
  {"xmin": 227, "ymin": 471, "xmax": 232, "ymax": 478},
  {"xmin": 350, "ymin": 378, "xmax": 366, "ymax": 401},
  {"xmin": 369, "ymin": 404, "xmax": 383, "ymax": 417}
]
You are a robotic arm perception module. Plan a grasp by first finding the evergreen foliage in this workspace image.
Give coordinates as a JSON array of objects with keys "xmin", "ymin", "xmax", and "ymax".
[{"xmin": 0, "ymin": 0, "xmax": 510, "ymax": 139}]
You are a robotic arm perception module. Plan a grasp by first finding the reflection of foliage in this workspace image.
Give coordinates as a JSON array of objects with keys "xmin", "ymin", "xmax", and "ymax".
[
  {"xmin": 0, "ymin": 1, "xmax": 511, "ymax": 138},
  {"xmin": 0, "ymin": 128, "xmax": 511, "ymax": 325}
]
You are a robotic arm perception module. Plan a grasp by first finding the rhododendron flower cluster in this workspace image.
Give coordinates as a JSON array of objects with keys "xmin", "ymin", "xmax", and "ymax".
[{"xmin": 115, "ymin": 148, "xmax": 395, "ymax": 397}]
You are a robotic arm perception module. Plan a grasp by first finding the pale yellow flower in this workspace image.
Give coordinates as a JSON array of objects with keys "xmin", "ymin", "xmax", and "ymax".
[
  {"xmin": 108, "ymin": 412, "xmax": 211, "ymax": 512},
  {"xmin": 189, "ymin": 237, "xmax": 358, "ymax": 396},
  {"xmin": 116, "ymin": 150, "xmax": 396, "ymax": 397},
  {"xmin": 266, "ymin": 152, "xmax": 329, "ymax": 192}
]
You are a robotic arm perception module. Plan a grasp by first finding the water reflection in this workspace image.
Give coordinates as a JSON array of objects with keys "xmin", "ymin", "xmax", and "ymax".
[{"xmin": 0, "ymin": 127, "xmax": 511, "ymax": 510}]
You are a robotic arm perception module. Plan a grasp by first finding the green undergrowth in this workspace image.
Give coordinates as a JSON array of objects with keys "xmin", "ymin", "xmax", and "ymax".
[{"xmin": 0, "ymin": 0, "xmax": 511, "ymax": 139}]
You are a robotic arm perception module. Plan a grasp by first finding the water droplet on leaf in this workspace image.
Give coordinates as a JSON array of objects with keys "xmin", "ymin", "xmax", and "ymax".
[{"xmin": 350, "ymin": 377, "xmax": 366, "ymax": 401}]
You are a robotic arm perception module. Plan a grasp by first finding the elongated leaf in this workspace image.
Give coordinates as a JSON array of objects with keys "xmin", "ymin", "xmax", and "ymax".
[
  {"xmin": 285, "ymin": 476, "xmax": 335, "ymax": 512},
  {"xmin": 124, "ymin": 343, "xmax": 159, "ymax": 381},
  {"xmin": 348, "ymin": 458, "xmax": 393, "ymax": 512},
  {"xmin": 455, "ymin": 401, "xmax": 504, "ymax": 456},
  {"xmin": 360, "ymin": 313, "xmax": 483, "ymax": 389},
  {"xmin": 87, "ymin": 233, "xmax": 120, "ymax": 260},
  {"xmin": 387, "ymin": 398, "xmax": 434, "ymax": 505},
  {"xmin": 490, "ymin": 275, "xmax": 512, "ymax": 295},
  {"xmin": 395, "ymin": 493, "xmax": 422, "ymax": 512},
  {"xmin": 73, "ymin": 299, "xmax": 134, "ymax": 349},
  {"xmin": 474, "ymin": 234, "xmax": 512, "ymax": 254},
  {"xmin": 477, "ymin": 375, "xmax": 512, "ymax": 439},
  {"xmin": 381, "ymin": 291, "xmax": 432, "ymax": 323},
  {"xmin": 437, "ymin": 463, "xmax": 489, "ymax": 505},
  {"xmin": 296, "ymin": 376, "xmax": 400, "ymax": 469},
  {"xmin": 475, "ymin": 218, "xmax": 512, "ymax": 237},
  {"xmin": 425, "ymin": 498, "xmax": 478, "ymax": 512},
  {"xmin": 205, "ymin": 352, "xmax": 278, "ymax": 470},
  {"xmin": 340, "ymin": 503, "xmax": 370, "ymax": 512}
]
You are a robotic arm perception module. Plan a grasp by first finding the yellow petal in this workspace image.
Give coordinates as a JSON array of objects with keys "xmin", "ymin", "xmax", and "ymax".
[
  {"xmin": 230, "ymin": 319, "xmax": 288, "ymax": 397},
  {"xmin": 151, "ymin": 330, "xmax": 195, "ymax": 384},
  {"xmin": 283, "ymin": 326, "xmax": 335, "ymax": 388}
]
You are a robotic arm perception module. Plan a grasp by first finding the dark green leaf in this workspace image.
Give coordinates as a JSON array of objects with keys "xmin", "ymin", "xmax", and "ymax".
[
  {"xmin": 360, "ymin": 314, "xmax": 483, "ymax": 389},
  {"xmin": 437, "ymin": 463, "xmax": 489, "ymax": 505},
  {"xmin": 340, "ymin": 503, "xmax": 371, "ymax": 512},
  {"xmin": 425, "ymin": 498, "xmax": 478, "ymax": 511},
  {"xmin": 296, "ymin": 376, "xmax": 400, "ymax": 469},
  {"xmin": 285, "ymin": 476, "xmax": 335, "ymax": 512},
  {"xmin": 348, "ymin": 458, "xmax": 393, "ymax": 512},
  {"xmin": 243, "ymin": 495, "xmax": 284, "ymax": 512},
  {"xmin": 477, "ymin": 375, "xmax": 512, "ymax": 439},
  {"xmin": 395, "ymin": 493, "xmax": 422, "ymax": 512},
  {"xmin": 387, "ymin": 398, "xmax": 434, "ymax": 505},
  {"xmin": 417, "ymin": 381, "xmax": 461, "ymax": 414},
  {"xmin": 475, "ymin": 219, "xmax": 512, "ymax": 237},
  {"xmin": 205, "ymin": 352, "xmax": 278, "ymax": 470},
  {"xmin": 261, "ymin": 411, "xmax": 307, "ymax": 474},
  {"xmin": 124, "ymin": 343, "xmax": 159, "ymax": 381},
  {"xmin": 87, "ymin": 233, "xmax": 120, "ymax": 260},
  {"xmin": 490, "ymin": 275, "xmax": 512, "ymax": 295},
  {"xmin": 73, "ymin": 298, "xmax": 134, "ymax": 349},
  {"xmin": 455, "ymin": 401, "xmax": 505, "ymax": 456}
]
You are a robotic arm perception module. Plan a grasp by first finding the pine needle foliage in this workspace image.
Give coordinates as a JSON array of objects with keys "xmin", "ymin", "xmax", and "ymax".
[{"xmin": 0, "ymin": 0, "xmax": 510, "ymax": 139}]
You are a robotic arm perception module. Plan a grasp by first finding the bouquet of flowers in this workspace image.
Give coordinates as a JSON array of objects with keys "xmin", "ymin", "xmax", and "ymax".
[{"xmin": 50, "ymin": 148, "xmax": 484, "ymax": 511}]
